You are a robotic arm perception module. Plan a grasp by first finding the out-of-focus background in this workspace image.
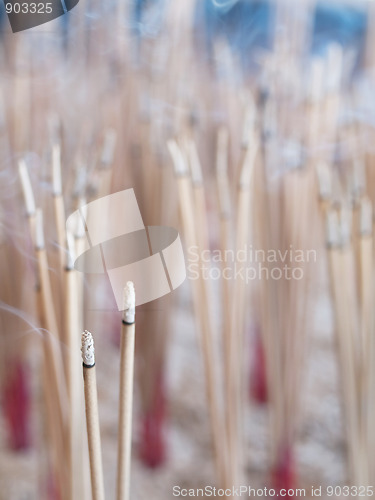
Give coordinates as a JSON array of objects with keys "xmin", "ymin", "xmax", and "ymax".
[{"xmin": 0, "ymin": 0, "xmax": 375, "ymax": 499}]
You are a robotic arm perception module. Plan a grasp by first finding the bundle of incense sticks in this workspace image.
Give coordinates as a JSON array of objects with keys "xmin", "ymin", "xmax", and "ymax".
[
  {"xmin": 318, "ymin": 167, "xmax": 375, "ymax": 487},
  {"xmin": 1, "ymin": 1, "xmax": 375, "ymax": 499}
]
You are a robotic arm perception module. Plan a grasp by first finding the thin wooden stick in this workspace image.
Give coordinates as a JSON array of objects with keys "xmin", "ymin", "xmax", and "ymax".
[
  {"xmin": 64, "ymin": 233, "xmax": 83, "ymax": 500},
  {"xmin": 359, "ymin": 198, "xmax": 373, "ymax": 362},
  {"xmin": 18, "ymin": 159, "xmax": 36, "ymax": 221},
  {"xmin": 18, "ymin": 160, "xmax": 67, "ymax": 498},
  {"xmin": 229, "ymin": 126, "xmax": 258, "ymax": 484},
  {"xmin": 18, "ymin": 157, "xmax": 39, "ymax": 309},
  {"xmin": 186, "ymin": 138, "xmax": 209, "ymax": 251},
  {"xmin": 35, "ymin": 208, "xmax": 68, "ymax": 415},
  {"xmin": 358, "ymin": 197, "xmax": 373, "ymax": 485},
  {"xmin": 81, "ymin": 330, "xmax": 105, "ymax": 500},
  {"xmin": 35, "ymin": 209, "xmax": 69, "ymax": 500},
  {"xmin": 52, "ymin": 144, "xmax": 67, "ymax": 276},
  {"xmin": 216, "ymin": 127, "xmax": 233, "ymax": 474},
  {"xmin": 326, "ymin": 207, "xmax": 361, "ymax": 485},
  {"xmin": 117, "ymin": 282, "xmax": 136, "ymax": 500}
]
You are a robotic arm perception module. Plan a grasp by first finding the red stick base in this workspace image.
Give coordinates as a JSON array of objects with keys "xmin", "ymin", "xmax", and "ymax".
[
  {"xmin": 3, "ymin": 360, "xmax": 31, "ymax": 450},
  {"xmin": 250, "ymin": 327, "xmax": 268, "ymax": 404},
  {"xmin": 46, "ymin": 472, "xmax": 61, "ymax": 500},
  {"xmin": 139, "ymin": 372, "xmax": 167, "ymax": 468},
  {"xmin": 271, "ymin": 446, "xmax": 297, "ymax": 498}
]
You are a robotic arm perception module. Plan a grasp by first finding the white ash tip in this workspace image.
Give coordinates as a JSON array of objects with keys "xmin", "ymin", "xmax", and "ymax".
[
  {"xmin": 123, "ymin": 281, "xmax": 135, "ymax": 323},
  {"xmin": 81, "ymin": 330, "xmax": 95, "ymax": 366},
  {"xmin": 340, "ymin": 205, "xmax": 352, "ymax": 247},
  {"xmin": 18, "ymin": 159, "xmax": 36, "ymax": 216},
  {"xmin": 66, "ymin": 230, "xmax": 76, "ymax": 270},
  {"xmin": 239, "ymin": 139, "xmax": 258, "ymax": 189},
  {"xmin": 360, "ymin": 197, "xmax": 373, "ymax": 236},
  {"xmin": 167, "ymin": 140, "xmax": 188, "ymax": 176},
  {"xmin": 35, "ymin": 209, "xmax": 45, "ymax": 250},
  {"xmin": 188, "ymin": 141, "xmax": 203, "ymax": 185},
  {"xmin": 52, "ymin": 144, "xmax": 62, "ymax": 196},
  {"xmin": 76, "ymin": 198, "xmax": 87, "ymax": 238}
]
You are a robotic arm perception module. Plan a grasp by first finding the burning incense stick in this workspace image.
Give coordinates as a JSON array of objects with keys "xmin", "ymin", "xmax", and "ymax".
[
  {"xmin": 117, "ymin": 282, "xmax": 136, "ymax": 500},
  {"xmin": 81, "ymin": 330, "xmax": 105, "ymax": 500}
]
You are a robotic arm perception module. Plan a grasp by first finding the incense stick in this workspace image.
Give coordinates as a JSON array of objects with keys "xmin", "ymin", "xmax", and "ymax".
[
  {"xmin": 229, "ymin": 122, "xmax": 259, "ymax": 485},
  {"xmin": 326, "ymin": 207, "xmax": 362, "ymax": 484},
  {"xmin": 81, "ymin": 330, "xmax": 105, "ymax": 500},
  {"xmin": 64, "ymin": 232, "xmax": 83, "ymax": 500},
  {"xmin": 215, "ymin": 127, "xmax": 233, "ymax": 477},
  {"xmin": 117, "ymin": 282, "xmax": 136, "ymax": 500}
]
